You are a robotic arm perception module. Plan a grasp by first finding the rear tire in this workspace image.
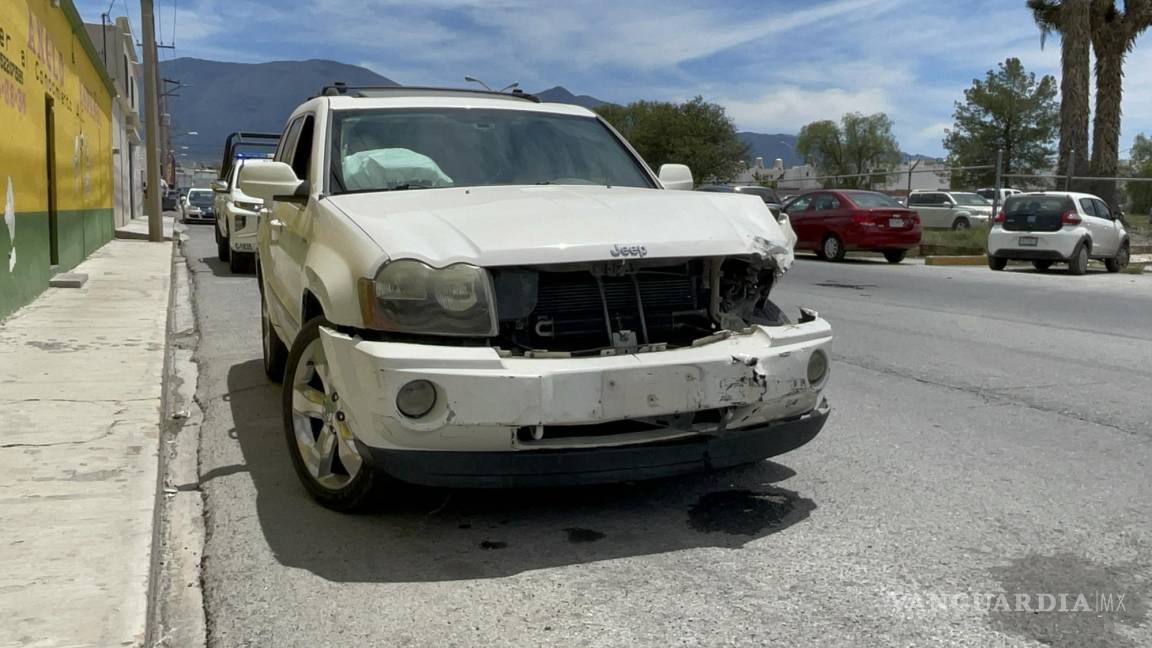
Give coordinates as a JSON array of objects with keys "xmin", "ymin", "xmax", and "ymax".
[
  {"xmin": 883, "ymin": 249, "xmax": 906, "ymax": 264},
  {"xmin": 1104, "ymin": 242, "xmax": 1129, "ymax": 273},
  {"xmin": 261, "ymin": 294, "xmax": 288, "ymax": 382},
  {"xmin": 821, "ymin": 234, "xmax": 846, "ymax": 262},
  {"xmin": 1067, "ymin": 243, "xmax": 1089, "ymax": 275},
  {"xmin": 988, "ymin": 255, "xmax": 1007, "ymax": 271},
  {"xmin": 952, "ymin": 218, "xmax": 971, "ymax": 231},
  {"xmin": 283, "ymin": 316, "xmax": 379, "ymax": 512},
  {"xmin": 1032, "ymin": 260, "xmax": 1053, "ymax": 271}
]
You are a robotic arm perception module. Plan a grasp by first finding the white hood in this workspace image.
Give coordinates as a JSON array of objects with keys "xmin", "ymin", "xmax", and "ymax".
[{"xmin": 326, "ymin": 185, "xmax": 795, "ymax": 270}]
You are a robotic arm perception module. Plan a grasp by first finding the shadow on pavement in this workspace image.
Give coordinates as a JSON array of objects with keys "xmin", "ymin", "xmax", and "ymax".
[{"xmin": 223, "ymin": 358, "xmax": 817, "ymax": 584}]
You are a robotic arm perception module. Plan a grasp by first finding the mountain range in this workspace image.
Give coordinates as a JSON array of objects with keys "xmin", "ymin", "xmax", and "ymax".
[{"xmin": 160, "ymin": 57, "xmax": 935, "ymax": 168}]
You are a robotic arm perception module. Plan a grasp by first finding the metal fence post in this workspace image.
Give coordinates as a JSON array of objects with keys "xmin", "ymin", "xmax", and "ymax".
[
  {"xmin": 992, "ymin": 149, "xmax": 1004, "ymax": 217},
  {"xmin": 1066, "ymin": 149, "xmax": 1076, "ymax": 191}
]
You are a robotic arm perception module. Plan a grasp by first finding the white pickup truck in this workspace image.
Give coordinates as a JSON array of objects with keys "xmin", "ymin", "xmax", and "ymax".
[{"xmin": 240, "ymin": 85, "xmax": 834, "ymax": 511}]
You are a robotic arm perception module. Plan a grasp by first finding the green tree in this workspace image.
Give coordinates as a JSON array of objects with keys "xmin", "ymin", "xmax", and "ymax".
[
  {"xmin": 1127, "ymin": 133, "xmax": 1152, "ymax": 213},
  {"xmin": 1086, "ymin": 0, "xmax": 1152, "ymax": 207},
  {"xmin": 596, "ymin": 97, "xmax": 747, "ymax": 184},
  {"xmin": 794, "ymin": 113, "xmax": 900, "ymax": 189},
  {"xmin": 1028, "ymin": 0, "xmax": 1091, "ymax": 186},
  {"xmin": 943, "ymin": 58, "xmax": 1058, "ymax": 188}
]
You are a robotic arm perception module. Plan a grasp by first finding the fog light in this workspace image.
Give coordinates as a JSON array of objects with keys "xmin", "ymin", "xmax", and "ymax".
[
  {"xmin": 234, "ymin": 214, "xmax": 247, "ymax": 231},
  {"xmin": 396, "ymin": 380, "xmax": 436, "ymax": 418},
  {"xmin": 807, "ymin": 350, "xmax": 829, "ymax": 387}
]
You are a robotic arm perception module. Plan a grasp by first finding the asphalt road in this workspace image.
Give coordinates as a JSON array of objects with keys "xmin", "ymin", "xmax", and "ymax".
[{"xmin": 182, "ymin": 225, "xmax": 1152, "ymax": 648}]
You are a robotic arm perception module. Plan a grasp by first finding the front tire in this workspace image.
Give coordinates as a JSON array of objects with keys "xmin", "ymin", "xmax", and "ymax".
[
  {"xmin": 283, "ymin": 316, "xmax": 378, "ymax": 512},
  {"xmin": 1067, "ymin": 242, "xmax": 1089, "ymax": 275},
  {"xmin": 229, "ymin": 250, "xmax": 251, "ymax": 274},
  {"xmin": 883, "ymin": 249, "xmax": 907, "ymax": 264},
  {"xmin": 1105, "ymin": 242, "xmax": 1129, "ymax": 273},
  {"xmin": 988, "ymin": 255, "xmax": 1007, "ymax": 271},
  {"xmin": 822, "ymin": 234, "xmax": 846, "ymax": 262},
  {"xmin": 952, "ymin": 218, "xmax": 971, "ymax": 231},
  {"xmin": 217, "ymin": 227, "xmax": 230, "ymax": 263}
]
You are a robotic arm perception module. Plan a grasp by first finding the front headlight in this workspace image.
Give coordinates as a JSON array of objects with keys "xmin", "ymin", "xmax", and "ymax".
[
  {"xmin": 358, "ymin": 260, "xmax": 497, "ymax": 336},
  {"xmin": 234, "ymin": 200, "xmax": 263, "ymax": 212}
]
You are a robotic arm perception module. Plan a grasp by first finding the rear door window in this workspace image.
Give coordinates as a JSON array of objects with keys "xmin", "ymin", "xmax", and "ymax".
[
  {"xmin": 1079, "ymin": 198, "xmax": 1098, "ymax": 218},
  {"xmin": 812, "ymin": 194, "xmax": 841, "ymax": 211},
  {"xmin": 1091, "ymin": 198, "xmax": 1112, "ymax": 220}
]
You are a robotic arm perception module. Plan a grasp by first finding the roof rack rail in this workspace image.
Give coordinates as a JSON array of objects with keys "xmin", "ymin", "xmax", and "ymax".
[
  {"xmin": 317, "ymin": 82, "xmax": 541, "ymax": 103},
  {"xmin": 218, "ymin": 131, "xmax": 280, "ymax": 181}
]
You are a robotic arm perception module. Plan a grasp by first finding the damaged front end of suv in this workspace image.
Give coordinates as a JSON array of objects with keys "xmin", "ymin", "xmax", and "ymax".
[{"xmin": 319, "ymin": 217, "xmax": 832, "ymax": 490}]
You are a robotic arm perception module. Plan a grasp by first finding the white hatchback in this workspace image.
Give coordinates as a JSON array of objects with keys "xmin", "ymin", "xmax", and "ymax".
[{"xmin": 987, "ymin": 191, "xmax": 1130, "ymax": 274}]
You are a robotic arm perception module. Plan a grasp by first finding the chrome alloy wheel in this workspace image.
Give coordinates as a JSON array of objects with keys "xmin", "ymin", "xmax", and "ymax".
[{"xmin": 289, "ymin": 338, "xmax": 363, "ymax": 489}]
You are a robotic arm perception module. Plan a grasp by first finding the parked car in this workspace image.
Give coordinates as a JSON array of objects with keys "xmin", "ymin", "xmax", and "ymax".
[
  {"xmin": 987, "ymin": 191, "xmax": 1130, "ymax": 274},
  {"xmin": 181, "ymin": 188, "xmax": 215, "ymax": 224},
  {"xmin": 976, "ymin": 187, "xmax": 1022, "ymax": 204},
  {"xmin": 697, "ymin": 185, "xmax": 783, "ymax": 218},
  {"xmin": 240, "ymin": 84, "xmax": 834, "ymax": 511},
  {"xmin": 907, "ymin": 190, "xmax": 993, "ymax": 230},
  {"xmin": 213, "ymin": 157, "xmax": 276, "ymax": 273},
  {"xmin": 782, "ymin": 190, "xmax": 921, "ymax": 263}
]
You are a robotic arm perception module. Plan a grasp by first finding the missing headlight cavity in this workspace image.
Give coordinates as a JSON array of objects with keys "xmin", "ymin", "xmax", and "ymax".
[{"xmin": 489, "ymin": 257, "xmax": 788, "ymax": 357}]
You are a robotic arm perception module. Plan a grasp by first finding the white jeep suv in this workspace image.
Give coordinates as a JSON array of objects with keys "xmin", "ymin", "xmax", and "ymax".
[
  {"xmin": 213, "ymin": 157, "xmax": 275, "ymax": 273},
  {"xmin": 240, "ymin": 85, "xmax": 834, "ymax": 511},
  {"xmin": 987, "ymin": 191, "xmax": 1130, "ymax": 274}
]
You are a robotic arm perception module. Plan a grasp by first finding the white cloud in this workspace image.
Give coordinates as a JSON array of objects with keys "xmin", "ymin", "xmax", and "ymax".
[{"xmin": 720, "ymin": 87, "xmax": 892, "ymax": 133}]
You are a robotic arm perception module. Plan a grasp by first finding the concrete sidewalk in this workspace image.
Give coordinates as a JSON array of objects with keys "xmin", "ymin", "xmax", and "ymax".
[{"xmin": 0, "ymin": 238, "xmax": 174, "ymax": 647}]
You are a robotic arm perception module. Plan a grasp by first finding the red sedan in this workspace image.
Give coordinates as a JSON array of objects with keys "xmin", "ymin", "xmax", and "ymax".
[{"xmin": 782, "ymin": 190, "xmax": 922, "ymax": 263}]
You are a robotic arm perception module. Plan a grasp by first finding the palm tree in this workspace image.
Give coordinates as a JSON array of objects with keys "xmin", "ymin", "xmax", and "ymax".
[
  {"xmin": 1088, "ymin": 0, "xmax": 1152, "ymax": 206},
  {"xmin": 1028, "ymin": 0, "xmax": 1091, "ymax": 188}
]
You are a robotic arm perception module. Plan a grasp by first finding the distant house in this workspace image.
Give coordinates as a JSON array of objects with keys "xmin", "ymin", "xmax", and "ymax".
[
  {"xmin": 85, "ymin": 17, "xmax": 144, "ymax": 228},
  {"xmin": 731, "ymin": 157, "xmax": 952, "ymax": 195}
]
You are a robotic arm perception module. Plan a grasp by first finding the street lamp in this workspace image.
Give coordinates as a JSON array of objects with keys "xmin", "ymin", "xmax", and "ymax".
[{"xmin": 464, "ymin": 75, "xmax": 493, "ymax": 91}]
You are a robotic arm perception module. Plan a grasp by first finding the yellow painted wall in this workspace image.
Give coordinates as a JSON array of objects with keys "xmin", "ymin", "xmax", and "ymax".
[{"xmin": 0, "ymin": 0, "xmax": 117, "ymax": 319}]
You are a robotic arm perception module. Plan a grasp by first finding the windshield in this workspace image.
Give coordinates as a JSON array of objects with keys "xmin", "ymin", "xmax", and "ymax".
[
  {"xmin": 953, "ymin": 192, "xmax": 991, "ymax": 206},
  {"xmin": 845, "ymin": 192, "xmax": 904, "ymax": 208},
  {"xmin": 328, "ymin": 108, "xmax": 654, "ymax": 194},
  {"xmin": 188, "ymin": 191, "xmax": 213, "ymax": 206}
]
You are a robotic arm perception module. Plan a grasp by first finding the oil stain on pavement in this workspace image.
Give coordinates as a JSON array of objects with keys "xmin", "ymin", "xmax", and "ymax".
[
  {"xmin": 564, "ymin": 528, "xmax": 606, "ymax": 544},
  {"xmin": 987, "ymin": 551, "xmax": 1149, "ymax": 648},
  {"xmin": 687, "ymin": 488, "xmax": 814, "ymax": 536}
]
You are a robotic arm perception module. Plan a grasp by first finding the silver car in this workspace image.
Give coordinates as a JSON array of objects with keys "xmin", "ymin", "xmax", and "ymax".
[{"xmin": 907, "ymin": 190, "xmax": 993, "ymax": 230}]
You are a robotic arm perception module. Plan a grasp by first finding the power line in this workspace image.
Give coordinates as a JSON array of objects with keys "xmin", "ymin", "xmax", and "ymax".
[{"xmin": 171, "ymin": 0, "xmax": 178, "ymax": 48}]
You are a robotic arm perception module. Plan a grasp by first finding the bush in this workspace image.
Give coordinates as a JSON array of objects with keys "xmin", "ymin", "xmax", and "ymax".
[{"xmin": 920, "ymin": 227, "xmax": 990, "ymax": 250}]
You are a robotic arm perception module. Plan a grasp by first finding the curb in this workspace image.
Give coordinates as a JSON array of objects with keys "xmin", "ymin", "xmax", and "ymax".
[
  {"xmin": 145, "ymin": 225, "xmax": 208, "ymax": 648},
  {"xmin": 924, "ymin": 255, "xmax": 988, "ymax": 266}
]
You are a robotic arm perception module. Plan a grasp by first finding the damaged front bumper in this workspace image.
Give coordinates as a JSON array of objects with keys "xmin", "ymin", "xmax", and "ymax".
[{"xmin": 318, "ymin": 318, "xmax": 833, "ymax": 487}]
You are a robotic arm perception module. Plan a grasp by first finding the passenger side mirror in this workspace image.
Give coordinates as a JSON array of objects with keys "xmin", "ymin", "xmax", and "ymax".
[
  {"xmin": 238, "ymin": 161, "xmax": 307, "ymax": 204},
  {"xmin": 210, "ymin": 180, "xmax": 229, "ymax": 193},
  {"xmin": 658, "ymin": 164, "xmax": 694, "ymax": 191}
]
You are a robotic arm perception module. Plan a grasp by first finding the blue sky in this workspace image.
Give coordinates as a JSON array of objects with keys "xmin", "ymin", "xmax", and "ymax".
[{"xmin": 75, "ymin": 0, "xmax": 1152, "ymax": 157}]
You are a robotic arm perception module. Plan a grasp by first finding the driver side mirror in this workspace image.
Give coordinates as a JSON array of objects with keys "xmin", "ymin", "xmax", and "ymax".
[
  {"xmin": 658, "ymin": 164, "xmax": 693, "ymax": 191},
  {"xmin": 210, "ymin": 180, "xmax": 229, "ymax": 193},
  {"xmin": 238, "ymin": 161, "xmax": 307, "ymax": 205}
]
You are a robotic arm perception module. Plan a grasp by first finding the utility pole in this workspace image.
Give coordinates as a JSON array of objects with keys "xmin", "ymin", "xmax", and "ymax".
[{"xmin": 141, "ymin": 0, "xmax": 163, "ymax": 242}]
